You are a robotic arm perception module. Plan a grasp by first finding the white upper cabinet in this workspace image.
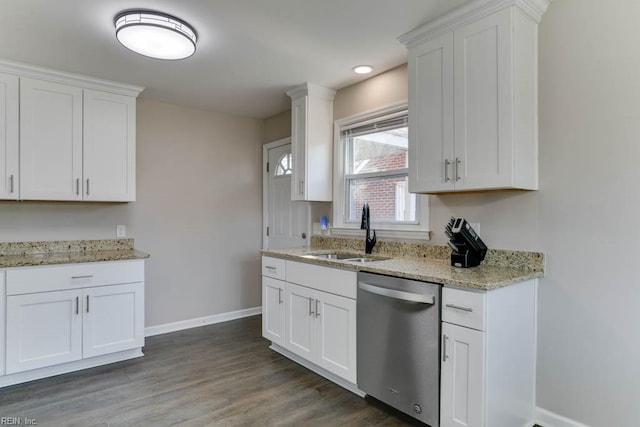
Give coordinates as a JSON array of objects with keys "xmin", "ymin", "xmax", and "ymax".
[
  {"xmin": 286, "ymin": 83, "xmax": 336, "ymax": 201},
  {"xmin": 0, "ymin": 59, "xmax": 143, "ymax": 202},
  {"xmin": 83, "ymin": 90, "xmax": 136, "ymax": 201},
  {"xmin": 20, "ymin": 78, "xmax": 84, "ymax": 200},
  {"xmin": 401, "ymin": 0, "xmax": 549, "ymax": 194},
  {"xmin": 0, "ymin": 72, "xmax": 19, "ymax": 200}
]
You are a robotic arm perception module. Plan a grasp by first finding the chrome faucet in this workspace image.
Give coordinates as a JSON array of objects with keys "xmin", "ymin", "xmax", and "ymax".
[{"xmin": 360, "ymin": 203, "xmax": 377, "ymax": 254}]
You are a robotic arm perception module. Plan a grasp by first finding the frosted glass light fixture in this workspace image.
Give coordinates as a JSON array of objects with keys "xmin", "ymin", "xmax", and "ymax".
[
  {"xmin": 353, "ymin": 65, "xmax": 374, "ymax": 74},
  {"xmin": 114, "ymin": 10, "xmax": 197, "ymax": 60}
]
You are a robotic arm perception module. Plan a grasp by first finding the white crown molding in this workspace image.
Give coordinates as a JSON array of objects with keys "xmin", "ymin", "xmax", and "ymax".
[
  {"xmin": 286, "ymin": 82, "xmax": 336, "ymax": 101},
  {"xmin": 0, "ymin": 58, "xmax": 144, "ymax": 97},
  {"xmin": 398, "ymin": 0, "xmax": 550, "ymax": 48}
]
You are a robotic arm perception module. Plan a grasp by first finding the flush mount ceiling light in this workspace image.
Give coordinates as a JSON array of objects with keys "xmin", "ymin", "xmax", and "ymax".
[
  {"xmin": 114, "ymin": 10, "xmax": 197, "ymax": 60},
  {"xmin": 353, "ymin": 65, "xmax": 374, "ymax": 74}
]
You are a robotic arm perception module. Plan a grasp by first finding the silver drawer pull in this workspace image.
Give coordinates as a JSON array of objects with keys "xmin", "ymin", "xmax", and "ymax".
[
  {"xmin": 71, "ymin": 275, "xmax": 93, "ymax": 280},
  {"xmin": 265, "ymin": 266, "xmax": 277, "ymax": 270},
  {"xmin": 445, "ymin": 303, "xmax": 473, "ymax": 312}
]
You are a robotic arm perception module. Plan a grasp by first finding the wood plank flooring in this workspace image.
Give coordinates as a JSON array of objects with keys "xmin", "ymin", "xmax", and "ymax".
[{"xmin": 0, "ymin": 315, "xmax": 423, "ymax": 426}]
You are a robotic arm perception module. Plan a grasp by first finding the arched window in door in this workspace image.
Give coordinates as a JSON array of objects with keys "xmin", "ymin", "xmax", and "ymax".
[{"xmin": 275, "ymin": 153, "xmax": 293, "ymax": 176}]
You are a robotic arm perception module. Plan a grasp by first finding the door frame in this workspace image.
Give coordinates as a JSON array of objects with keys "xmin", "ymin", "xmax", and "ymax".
[{"xmin": 262, "ymin": 137, "xmax": 310, "ymax": 249}]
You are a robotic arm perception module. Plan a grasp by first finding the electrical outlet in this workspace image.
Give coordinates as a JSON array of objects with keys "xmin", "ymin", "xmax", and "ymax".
[
  {"xmin": 116, "ymin": 225, "xmax": 126, "ymax": 238},
  {"xmin": 470, "ymin": 223, "xmax": 480, "ymax": 236}
]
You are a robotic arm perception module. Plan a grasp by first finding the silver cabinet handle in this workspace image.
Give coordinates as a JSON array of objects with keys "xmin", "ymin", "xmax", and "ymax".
[
  {"xmin": 9, "ymin": 174, "xmax": 14, "ymax": 193},
  {"xmin": 442, "ymin": 334, "xmax": 449, "ymax": 362},
  {"xmin": 309, "ymin": 297, "xmax": 314, "ymax": 316},
  {"xmin": 71, "ymin": 275, "xmax": 93, "ymax": 280},
  {"xmin": 359, "ymin": 282, "xmax": 435, "ymax": 304},
  {"xmin": 86, "ymin": 179, "xmax": 90, "ymax": 195},
  {"xmin": 315, "ymin": 299, "xmax": 320, "ymax": 318},
  {"xmin": 445, "ymin": 303, "xmax": 473, "ymax": 312},
  {"xmin": 75, "ymin": 296, "xmax": 79, "ymax": 315},
  {"xmin": 444, "ymin": 159, "xmax": 450, "ymax": 182},
  {"xmin": 278, "ymin": 288, "xmax": 283, "ymax": 304},
  {"xmin": 86, "ymin": 295, "xmax": 90, "ymax": 313},
  {"xmin": 76, "ymin": 178, "xmax": 80, "ymax": 195},
  {"xmin": 455, "ymin": 158, "xmax": 461, "ymax": 181},
  {"xmin": 299, "ymin": 179, "xmax": 304, "ymax": 195},
  {"xmin": 265, "ymin": 266, "xmax": 277, "ymax": 271}
]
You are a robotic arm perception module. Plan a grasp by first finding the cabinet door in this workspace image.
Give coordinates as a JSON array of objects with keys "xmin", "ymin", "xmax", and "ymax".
[
  {"xmin": 6, "ymin": 290, "xmax": 83, "ymax": 374},
  {"xmin": 285, "ymin": 282, "xmax": 315, "ymax": 360},
  {"xmin": 315, "ymin": 291, "xmax": 356, "ymax": 383},
  {"xmin": 20, "ymin": 78, "xmax": 83, "ymax": 200},
  {"xmin": 83, "ymin": 283, "xmax": 144, "ymax": 358},
  {"xmin": 83, "ymin": 90, "xmax": 136, "ymax": 201},
  {"xmin": 408, "ymin": 32, "xmax": 455, "ymax": 193},
  {"xmin": 0, "ymin": 72, "xmax": 19, "ymax": 200},
  {"xmin": 453, "ymin": 8, "xmax": 513, "ymax": 191},
  {"xmin": 262, "ymin": 276, "xmax": 285, "ymax": 346},
  {"xmin": 290, "ymin": 96, "xmax": 307, "ymax": 201},
  {"xmin": 441, "ymin": 322, "xmax": 485, "ymax": 427}
]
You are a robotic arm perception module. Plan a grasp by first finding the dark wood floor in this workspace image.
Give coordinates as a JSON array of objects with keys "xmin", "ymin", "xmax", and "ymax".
[{"xmin": 0, "ymin": 315, "xmax": 423, "ymax": 426}]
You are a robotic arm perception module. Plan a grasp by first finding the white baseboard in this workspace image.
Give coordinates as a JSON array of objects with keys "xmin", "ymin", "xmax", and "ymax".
[
  {"xmin": 144, "ymin": 306, "xmax": 262, "ymax": 337},
  {"xmin": 533, "ymin": 407, "xmax": 591, "ymax": 427}
]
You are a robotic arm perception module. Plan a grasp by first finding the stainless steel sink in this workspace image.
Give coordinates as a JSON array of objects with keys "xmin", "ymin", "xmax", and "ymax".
[{"xmin": 303, "ymin": 252, "xmax": 388, "ymax": 263}]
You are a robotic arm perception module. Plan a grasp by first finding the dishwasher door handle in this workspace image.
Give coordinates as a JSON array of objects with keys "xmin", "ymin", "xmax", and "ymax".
[{"xmin": 359, "ymin": 282, "xmax": 435, "ymax": 304}]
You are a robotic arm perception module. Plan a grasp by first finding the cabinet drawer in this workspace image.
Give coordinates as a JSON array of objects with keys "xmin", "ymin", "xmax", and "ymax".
[
  {"xmin": 286, "ymin": 261, "xmax": 356, "ymax": 299},
  {"xmin": 6, "ymin": 260, "xmax": 144, "ymax": 295},
  {"xmin": 442, "ymin": 287, "xmax": 486, "ymax": 331},
  {"xmin": 262, "ymin": 256, "xmax": 286, "ymax": 280}
]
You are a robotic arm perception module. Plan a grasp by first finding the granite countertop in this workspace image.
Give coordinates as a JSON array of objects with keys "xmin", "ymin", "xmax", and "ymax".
[
  {"xmin": 261, "ymin": 244, "xmax": 544, "ymax": 291},
  {"xmin": 0, "ymin": 238, "xmax": 150, "ymax": 268}
]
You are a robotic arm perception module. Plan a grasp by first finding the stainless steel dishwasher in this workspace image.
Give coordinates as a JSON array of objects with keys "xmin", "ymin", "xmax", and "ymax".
[{"xmin": 357, "ymin": 272, "xmax": 441, "ymax": 426}]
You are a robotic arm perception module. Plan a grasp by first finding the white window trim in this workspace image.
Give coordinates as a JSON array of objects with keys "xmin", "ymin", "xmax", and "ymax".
[{"xmin": 332, "ymin": 101, "xmax": 430, "ymax": 241}]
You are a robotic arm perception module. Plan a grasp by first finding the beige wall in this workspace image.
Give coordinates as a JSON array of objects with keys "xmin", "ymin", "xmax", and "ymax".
[
  {"xmin": 0, "ymin": 99, "xmax": 265, "ymax": 328},
  {"xmin": 263, "ymin": 109, "xmax": 291, "ymax": 144}
]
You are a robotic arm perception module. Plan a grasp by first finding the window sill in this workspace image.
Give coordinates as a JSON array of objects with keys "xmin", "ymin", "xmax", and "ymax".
[{"xmin": 328, "ymin": 227, "xmax": 431, "ymax": 241}]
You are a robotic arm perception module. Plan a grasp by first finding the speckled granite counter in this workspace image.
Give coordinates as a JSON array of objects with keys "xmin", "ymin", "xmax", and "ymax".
[
  {"xmin": 261, "ymin": 236, "xmax": 543, "ymax": 290},
  {"xmin": 0, "ymin": 238, "xmax": 150, "ymax": 268}
]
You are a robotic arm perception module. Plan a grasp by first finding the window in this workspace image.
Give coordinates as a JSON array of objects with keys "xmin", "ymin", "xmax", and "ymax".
[
  {"xmin": 333, "ymin": 102, "xmax": 429, "ymax": 239},
  {"xmin": 275, "ymin": 153, "xmax": 292, "ymax": 176}
]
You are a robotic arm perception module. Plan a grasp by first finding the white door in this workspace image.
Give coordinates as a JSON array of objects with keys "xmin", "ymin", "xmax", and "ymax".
[
  {"xmin": 262, "ymin": 277, "xmax": 285, "ymax": 346},
  {"xmin": 441, "ymin": 322, "xmax": 485, "ymax": 427},
  {"xmin": 20, "ymin": 78, "xmax": 83, "ymax": 200},
  {"xmin": 83, "ymin": 90, "xmax": 136, "ymax": 202},
  {"xmin": 315, "ymin": 291, "xmax": 357, "ymax": 383},
  {"xmin": 285, "ymin": 282, "xmax": 315, "ymax": 360},
  {"xmin": 0, "ymin": 72, "xmax": 19, "ymax": 200},
  {"xmin": 83, "ymin": 283, "xmax": 144, "ymax": 358},
  {"xmin": 6, "ymin": 290, "xmax": 83, "ymax": 374},
  {"xmin": 264, "ymin": 140, "xmax": 308, "ymax": 249}
]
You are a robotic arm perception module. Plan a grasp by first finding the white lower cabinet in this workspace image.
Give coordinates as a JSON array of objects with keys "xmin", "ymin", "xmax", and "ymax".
[
  {"xmin": 6, "ymin": 289, "xmax": 83, "ymax": 373},
  {"xmin": 82, "ymin": 283, "xmax": 144, "ymax": 358},
  {"xmin": 285, "ymin": 281, "xmax": 356, "ymax": 383},
  {"xmin": 261, "ymin": 257, "xmax": 357, "ymax": 386},
  {"xmin": 440, "ymin": 281, "xmax": 537, "ymax": 427},
  {"xmin": 441, "ymin": 322, "xmax": 485, "ymax": 427},
  {"xmin": 261, "ymin": 276, "xmax": 286, "ymax": 347},
  {"xmin": 3, "ymin": 260, "xmax": 145, "ymax": 380}
]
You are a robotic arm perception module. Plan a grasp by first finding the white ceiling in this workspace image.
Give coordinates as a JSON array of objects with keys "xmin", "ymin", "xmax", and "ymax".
[{"xmin": 0, "ymin": 0, "xmax": 470, "ymax": 119}]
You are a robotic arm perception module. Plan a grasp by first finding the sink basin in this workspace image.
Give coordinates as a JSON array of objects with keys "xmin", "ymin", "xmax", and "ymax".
[
  {"xmin": 342, "ymin": 257, "xmax": 379, "ymax": 263},
  {"xmin": 303, "ymin": 252, "xmax": 389, "ymax": 263},
  {"xmin": 306, "ymin": 252, "xmax": 361, "ymax": 260}
]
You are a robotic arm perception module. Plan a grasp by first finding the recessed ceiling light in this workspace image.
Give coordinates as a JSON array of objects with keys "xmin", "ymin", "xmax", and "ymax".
[
  {"xmin": 353, "ymin": 65, "xmax": 374, "ymax": 74},
  {"xmin": 114, "ymin": 10, "xmax": 197, "ymax": 60}
]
